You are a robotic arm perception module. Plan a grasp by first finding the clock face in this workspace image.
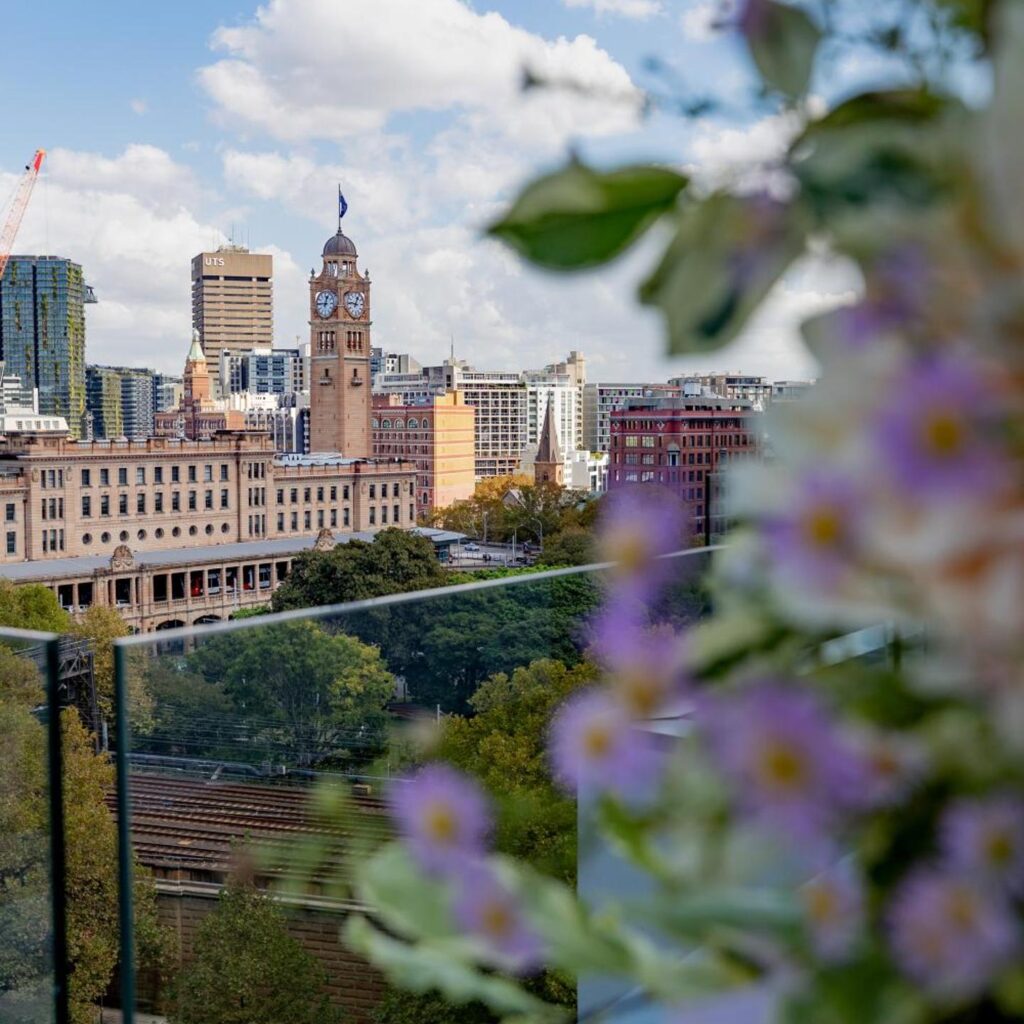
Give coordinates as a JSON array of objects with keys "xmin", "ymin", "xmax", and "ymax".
[
  {"xmin": 344, "ymin": 291, "xmax": 365, "ymax": 318},
  {"xmin": 314, "ymin": 290, "xmax": 338, "ymax": 319}
]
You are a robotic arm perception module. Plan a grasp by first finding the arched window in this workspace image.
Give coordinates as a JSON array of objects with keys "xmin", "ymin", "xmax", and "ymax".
[
  {"xmin": 381, "ymin": 419, "xmax": 392, "ymax": 429},
  {"xmin": 408, "ymin": 417, "xmax": 419, "ymax": 429},
  {"xmin": 394, "ymin": 418, "xmax": 404, "ymax": 429},
  {"xmin": 372, "ymin": 418, "xmax": 380, "ymax": 428}
]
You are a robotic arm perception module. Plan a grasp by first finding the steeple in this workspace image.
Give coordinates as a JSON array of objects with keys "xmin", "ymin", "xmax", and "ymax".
[
  {"xmin": 183, "ymin": 328, "xmax": 211, "ymax": 405},
  {"xmin": 534, "ymin": 398, "xmax": 565, "ymax": 487},
  {"xmin": 187, "ymin": 328, "xmax": 205, "ymax": 363}
]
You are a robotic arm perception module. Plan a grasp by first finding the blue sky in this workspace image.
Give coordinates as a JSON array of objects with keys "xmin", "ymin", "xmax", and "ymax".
[{"xmin": 1, "ymin": 0, "xmax": 846, "ymax": 380}]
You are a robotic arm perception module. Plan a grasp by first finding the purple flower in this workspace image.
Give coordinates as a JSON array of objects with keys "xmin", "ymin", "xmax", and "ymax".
[
  {"xmin": 591, "ymin": 618, "xmax": 689, "ymax": 720},
  {"xmin": 390, "ymin": 765, "xmax": 490, "ymax": 875},
  {"xmin": 549, "ymin": 688, "xmax": 665, "ymax": 801},
  {"xmin": 801, "ymin": 861, "xmax": 864, "ymax": 963},
  {"xmin": 851, "ymin": 729, "xmax": 927, "ymax": 809},
  {"xmin": 874, "ymin": 356, "xmax": 1006, "ymax": 498},
  {"xmin": 699, "ymin": 682, "xmax": 865, "ymax": 842},
  {"xmin": 451, "ymin": 865, "xmax": 543, "ymax": 974},
  {"xmin": 941, "ymin": 797, "xmax": 1024, "ymax": 894},
  {"xmin": 598, "ymin": 485, "xmax": 689, "ymax": 598},
  {"xmin": 888, "ymin": 868, "xmax": 1019, "ymax": 1001},
  {"xmin": 761, "ymin": 470, "xmax": 863, "ymax": 590}
]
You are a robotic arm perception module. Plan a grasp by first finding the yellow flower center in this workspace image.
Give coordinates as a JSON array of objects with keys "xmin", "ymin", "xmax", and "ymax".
[
  {"xmin": 605, "ymin": 528, "xmax": 649, "ymax": 573},
  {"xmin": 985, "ymin": 829, "xmax": 1015, "ymax": 867},
  {"xmin": 757, "ymin": 742, "xmax": 807, "ymax": 793},
  {"xmin": 804, "ymin": 882, "xmax": 840, "ymax": 926},
  {"xmin": 803, "ymin": 506, "xmax": 842, "ymax": 549},
  {"xmin": 616, "ymin": 670, "xmax": 663, "ymax": 718},
  {"xmin": 946, "ymin": 887, "xmax": 979, "ymax": 930},
  {"xmin": 423, "ymin": 801, "xmax": 457, "ymax": 844},
  {"xmin": 481, "ymin": 900, "xmax": 513, "ymax": 939},
  {"xmin": 582, "ymin": 722, "xmax": 613, "ymax": 760},
  {"xmin": 922, "ymin": 411, "xmax": 963, "ymax": 457}
]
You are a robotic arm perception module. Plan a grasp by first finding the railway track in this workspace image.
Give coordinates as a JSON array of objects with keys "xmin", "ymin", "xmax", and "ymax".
[{"xmin": 108, "ymin": 771, "xmax": 393, "ymax": 886}]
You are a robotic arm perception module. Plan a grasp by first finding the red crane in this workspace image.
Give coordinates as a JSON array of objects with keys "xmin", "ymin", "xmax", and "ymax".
[{"xmin": 0, "ymin": 148, "xmax": 45, "ymax": 282}]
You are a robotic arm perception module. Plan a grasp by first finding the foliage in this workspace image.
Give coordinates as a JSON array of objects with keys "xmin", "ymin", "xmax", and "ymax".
[
  {"xmin": 0, "ymin": 580, "xmax": 69, "ymax": 633},
  {"xmin": 189, "ymin": 619, "xmax": 396, "ymax": 767},
  {"xmin": 535, "ymin": 527, "xmax": 596, "ymax": 567},
  {"xmin": 272, "ymin": 528, "xmax": 447, "ymax": 611},
  {"xmin": 169, "ymin": 880, "xmax": 338, "ymax": 1024},
  {"xmin": 0, "ymin": 648, "xmax": 170, "ymax": 1024},
  {"xmin": 332, "ymin": 4, "xmax": 1024, "ymax": 1022}
]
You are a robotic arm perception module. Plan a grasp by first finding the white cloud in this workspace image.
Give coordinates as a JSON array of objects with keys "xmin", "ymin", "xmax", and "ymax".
[
  {"xmin": 2, "ymin": 149, "xmax": 227, "ymax": 374},
  {"xmin": 679, "ymin": 1, "xmax": 731, "ymax": 41},
  {"xmin": 564, "ymin": 0, "xmax": 664, "ymax": 18},
  {"xmin": 198, "ymin": 0, "xmax": 640, "ymax": 146}
]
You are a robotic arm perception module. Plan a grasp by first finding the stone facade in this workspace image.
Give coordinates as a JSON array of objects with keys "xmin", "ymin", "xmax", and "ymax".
[
  {"xmin": 0, "ymin": 430, "xmax": 415, "ymax": 565},
  {"xmin": 372, "ymin": 391, "xmax": 476, "ymax": 517}
]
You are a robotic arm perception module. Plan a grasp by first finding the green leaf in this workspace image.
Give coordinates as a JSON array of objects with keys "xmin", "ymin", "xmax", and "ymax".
[
  {"xmin": 488, "ymin": 160, "xmax": 688, "ymax": 270},
  {"xmin": 344, "ymin": 916, "xmax": 560, "ymax": 1019},
  {"xmin": 639, "ymin": 193, "xmax": 805, "ymax": 355},
  {"xmin": 633, "ymin": 887, "xmax": 802, "ymax": 943},
  {"xmin": 744, "ymin": 0, "xmax": 821, "ymax": 98}
]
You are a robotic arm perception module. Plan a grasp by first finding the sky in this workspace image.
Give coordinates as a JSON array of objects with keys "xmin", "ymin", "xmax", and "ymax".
[{"xmin": 0, "ymin": 0, "xmax": 857, "ymax": 382}]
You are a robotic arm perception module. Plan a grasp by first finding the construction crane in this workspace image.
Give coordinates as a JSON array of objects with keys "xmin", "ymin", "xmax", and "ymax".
[{"xmin": 0, "ymin": 148, "xmax": 45, "ymax": 282}]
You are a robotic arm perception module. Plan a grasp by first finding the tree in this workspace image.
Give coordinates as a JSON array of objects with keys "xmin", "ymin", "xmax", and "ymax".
[
  {"xmin": 272, "ymin": 529, "xmax": 447, "ymax": 611},
  {"xmin": 536, "ymin": 527, "xmax": 596, "ymax": 567},
  {"xmin": 190, "ymin": 620, "xmax": 396, "ymax": 767},
  {"xmin": 0, "ymin": 647, "xmax": 170, "ymax": 1024},
  {"xmin": 436, "ymin": 658, "xmax": 596, "ymax": 883},
  {"xmin": 170, "ymin": 880, "xmax": 337, "ymax": 1024},
  {"xmin": 0, "ymin": 580, "xmax": 69, "ymax": 633}
]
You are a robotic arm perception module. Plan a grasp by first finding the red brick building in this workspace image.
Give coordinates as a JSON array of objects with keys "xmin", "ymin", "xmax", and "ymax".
[{"xmin": 608, "ymin": 397, "xmax": 760, "ymax": 539}]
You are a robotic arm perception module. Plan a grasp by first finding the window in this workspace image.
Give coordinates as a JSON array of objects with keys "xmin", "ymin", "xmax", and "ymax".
[
  {"xmin": 369, "ymin": 507, "xmax": 376, "ymax": 526},
  {"xmin": 221, "ymin": 489, "xmax": 229, "ymax": 509},
  {"xmin": 277, "ymin": 513, "xmax": 285, "ymax": 532},
  {"xmin": 343, "ymin": 485, "xmax": 350, "ymax": 500},
  {"xmin": 369, "ymin": 484, "xmax": 376, "ymax": 499},
  {"xmin": 171, "ymin": 492, "xmax": 180, "ymax": 512},
  {"xmin": 304, "ymin": 487, "xmax": 311, "ymax": 502},
  {"xmin": 382, "ymin": 505, "xmax": 388, "ymax": 524},
  {"xmin": 154, "ymin": 466, "xmax": 163, "ymax": 484},
  {"xmin": 330, "ymin": 509, "xmax": 337, "ymax": 528},
  {"xmin": 155, "ymin": 493, "xmax": 164, "ymax": 513},
  {"xmin": 410, "ymin": 504, "xmax": 415, "ymax": 521},
  {"xmin": 100, "ymin": 468, "xmax": 109, "ymax": 486},
  {"xmin": 317, "ymin": 486, "xmax": 324, "ymax": 502},
  {"xmin": 291, "ymin": 488, "xmax": 298, "ymax": 504},
  {"xmin": 119, "ymin": 494, "xmax": 128, "ymax": 515},
  {"xmin": 171, "ymin": 466, "xmax": 180, "ymax": 483},
  {"xmin": 304, "ymin": 511, "xmax": 311, "ymax": 530},
  {"xmin": 642, "ymin": 436, "xmax": 656, "ymax": 448},
  {"xmin": 101, "ymin": 495, "xmax": 110, "ymax": 516},
  {"xmin": 205, "ymin": 490, "xmax": 214, "ymax": 510},
  {"xmin": 394, "ymin": 504, "xmax": 400, "ymax": 523},
  {"xmin": 118, "ymin": 467, "xmax": 128, "ymax": 486},
  {"xmin": 136, "ymin": 467, "xmax": 146, "ymax": 485},
  {"xmin": 188, "ymin": 491, "xmax": 197, "ymax": 511},
  {"xmin": 277, "ymin": 489, "xmax": 284, "ymax": 505},
  {"xmin": 101, "ymin": 531, "xmax": 111, "ymax": 543},
  {"xmin": 6, "ymin": 532, "xmax": 15, "ymax": 554},
  {"xmin": 136, "ymin": 494, "xmax": 146, "ymax": 514},
  {"xmin": 317, "ymin": 510, "xmax": 324, "ymax": 528},
  {"xmin": 81, "ymin": 469, "xmax": 91, "ymax": 487},
  {"xmin": 290, "ymin": 511, "xmax": 298, "ymax": 531},
  {"xmin": 204, "ymin": 464, "xmax": 213, "ymax": 482},
  {"xmin": 4, "ymin": 503, "xmax": 14, "ymax": 522},
  {"xmin": 330, "ymin": 486, "xmax": 337, "ymax": 501},
  {"xmin": 185, "ymin": 465, "xmax": 195, "ymax": 483},
  {"xmin": 343, "ymin": 508, "xmax": 350, "ymax": 527},
  {"xmin": 221, "ymin": 464, "xmax": 229, "ymax": 481}
]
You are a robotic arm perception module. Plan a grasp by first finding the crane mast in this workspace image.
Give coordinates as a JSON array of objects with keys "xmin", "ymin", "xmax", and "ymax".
[{"xmin": 0, "ymin": 149, "xmax": 45, "ymax": 282}]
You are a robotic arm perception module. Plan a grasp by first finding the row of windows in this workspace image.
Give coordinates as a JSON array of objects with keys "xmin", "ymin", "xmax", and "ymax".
[
  {"xmin": 373, "ymin": 418, "xmax": 432, "ymax": 429},
  {"xmin": 81, "ymin": 490, "xmax": 231, "ymax": 516},
  {"xmin": 276, "ymin": 484, "xmax": 348, "ymax": 505},
  {"xmin": 278, "ymin": 508, "xmax": 349, "ymax": 532},
  {"xmin": 81, "ymin": 523, "xmax": 231, "ymax": 545},
  {"xmin": 614, "ymin": 417, "xmax": 750, "ymax": 430},
  {"xmin": 41, "ymin": 497, "xmax": 64, "ymax": 520},
  {"xmin": 618, "ymin": 434, "xmax": 753, "ymax": 449},
  {"xmin": 366, "ymin": 505, "xmax": 410, "ymax": 527},
  {"xmin": 619, "ymin": 452, "xmax": 715, "ymax": 467},
  {"xmin": 80, "ymin": 463, "xmax": 231, "ymax": 487}
]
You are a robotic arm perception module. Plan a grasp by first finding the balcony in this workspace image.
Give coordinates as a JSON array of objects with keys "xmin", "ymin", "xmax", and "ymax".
[{"xmin": 2, "ymin": 552, "xmax": 900, "ymax": 1024}]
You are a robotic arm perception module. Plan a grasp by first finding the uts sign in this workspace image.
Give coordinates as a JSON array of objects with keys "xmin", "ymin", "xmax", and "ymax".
[{"xmin": 204, "ymin": 257, "xmax": 225, "ymax": 266}]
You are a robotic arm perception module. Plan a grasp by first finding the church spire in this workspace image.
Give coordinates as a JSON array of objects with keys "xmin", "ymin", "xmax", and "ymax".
[{"xmin": 534, "ymin": 398, "xmax": 564, "ymax": 487}]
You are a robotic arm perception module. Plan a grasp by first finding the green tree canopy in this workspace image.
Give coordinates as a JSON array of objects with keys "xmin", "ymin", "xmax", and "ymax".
[
  {"xmin": 170, "ymin": 880, "xmax": 337, "ymax": 1024},
  {"xmin": 190, "ymin": 620, "xmax": 396, "ymax": 767},
  {"xmin": 272, "ymin": 529, "xmax": 447, "ymax": 612},
  {"xmin": 0, "ymin": 581, "xmax": 69, "ymax": 633},
  {"xmin": 436, "ymin": 658, "xmax": 596, "ymax": 882}
]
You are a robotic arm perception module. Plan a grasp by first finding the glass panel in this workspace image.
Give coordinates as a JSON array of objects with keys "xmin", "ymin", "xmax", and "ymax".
[
  {"xmin": 0, "ymin": 628, "xmax": 66, "ymax": 1024},
  {"xmin": 112, "ymin": 552, "xmax": 713, "ymax": 1022}
]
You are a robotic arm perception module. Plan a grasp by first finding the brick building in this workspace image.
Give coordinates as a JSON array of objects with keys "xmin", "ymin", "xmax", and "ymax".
[
  {"xmin": 608, "ymin": 396, "xmax": 760, "ymax": 538},
  {"xmin": 372, "ymin": 391, "xmax": 475, "ymax": 518}
]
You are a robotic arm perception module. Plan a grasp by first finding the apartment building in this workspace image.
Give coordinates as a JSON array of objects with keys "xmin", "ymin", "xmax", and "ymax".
[
  {"xmin": 0, "ymin": 430, "xmax": 415, "ymax": 565},
  {"xmin": 583, "ymin": 383, "xmax": 681, "ymax": 453},
  {"xmin": 372, "ymin": 391, "xmax": 475, "ymax": 517}
]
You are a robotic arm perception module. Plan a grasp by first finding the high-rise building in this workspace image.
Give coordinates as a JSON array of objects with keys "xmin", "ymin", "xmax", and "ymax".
[
  {"xmin": 191, "ymin": 245, "xmax": 273, "ymax": 396},
  {"xmin": 152, "ymin": 373, "xmax": 183, "ymax": 414},
  {"xmin": 583, "ymin": 383, "xmax": 681, "ymax": 453},
  {"xmin": 219, "ymin": 347, "xmax": 305, "ymax": 397},
  {"xmin": 524, "ymin": 378, "xmax": 579, "ymax": 467},
  {"xmin": 120, "ymin": 368, "xmax": 155, "ymax": 440},
  {"xmin": 308, "ymin": 214, "xmax": 372, "ymax": 456},
  {"xmin": 87, "ymin": 365, "xmax": 155, "ymax": 440},
  {"xmin": 0, "ymin": 255, "xmax": 88, "ymax": 437}
]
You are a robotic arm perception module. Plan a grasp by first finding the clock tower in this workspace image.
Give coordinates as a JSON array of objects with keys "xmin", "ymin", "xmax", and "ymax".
[{"xmin": 309, "ymin": 199, "xmax": 372, "ymax": 456}]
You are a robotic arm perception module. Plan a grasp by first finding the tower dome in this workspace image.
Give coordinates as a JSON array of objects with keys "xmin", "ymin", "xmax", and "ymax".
[{"xmin": 323, "ymin": 229, "xmax": 357, "ymax": 258}]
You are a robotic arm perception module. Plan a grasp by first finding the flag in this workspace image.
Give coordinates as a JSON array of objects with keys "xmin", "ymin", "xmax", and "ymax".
[{"xmin": 338, "ymin": 188, "xmax": 348, "ymax": 221}]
